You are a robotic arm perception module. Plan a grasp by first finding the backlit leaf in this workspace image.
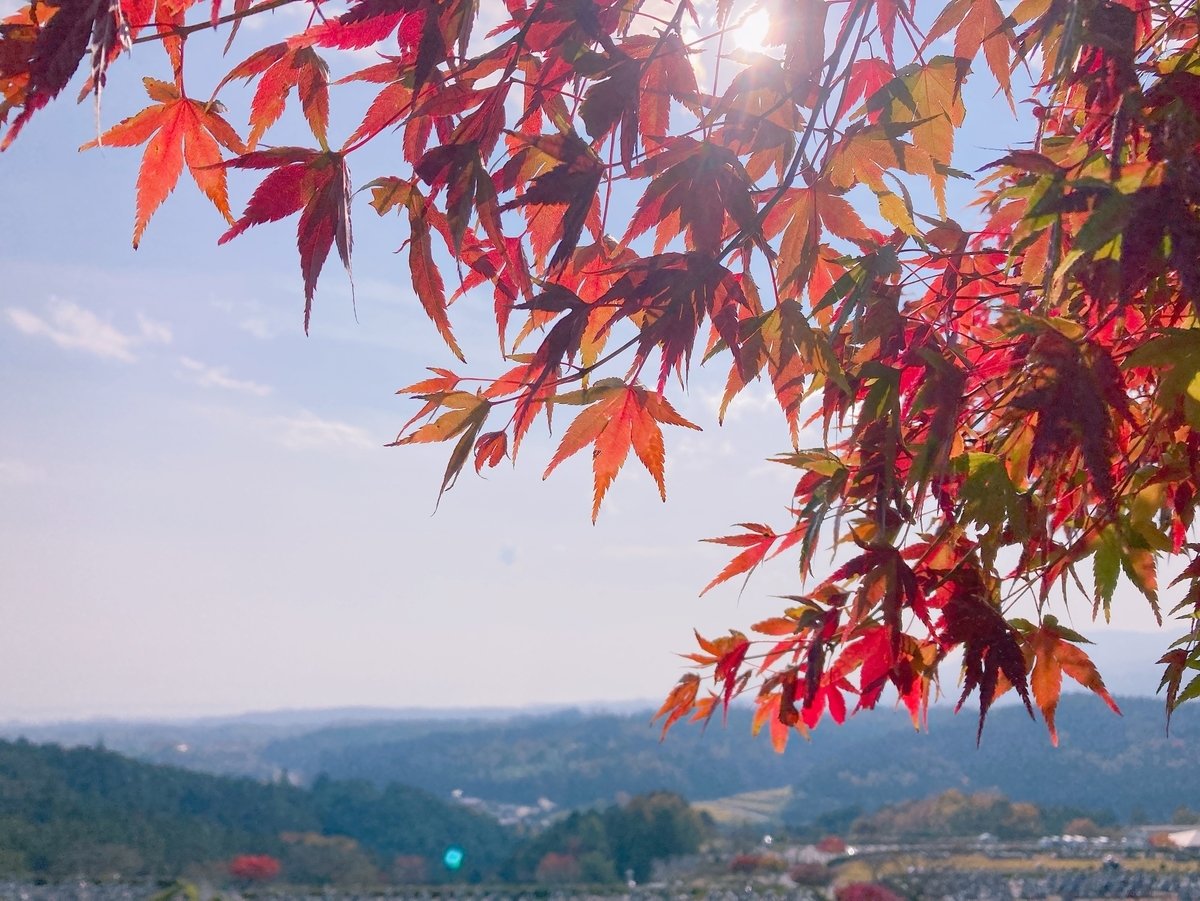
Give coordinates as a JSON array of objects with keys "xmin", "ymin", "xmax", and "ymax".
[
  {"xmin": 81, "ymin": 77, "xmax": 246, "ymax": 247},
  {"xmin": 220, "ymin": 148, "xmax": 353, "ymax": 332},
  {"xmin": 1019, "ymin": 617, "xmax": 1120, "ymax": 745},
  {"xmin": 544, "ymin": 385, "xmax": 700, "ymax": 522}
]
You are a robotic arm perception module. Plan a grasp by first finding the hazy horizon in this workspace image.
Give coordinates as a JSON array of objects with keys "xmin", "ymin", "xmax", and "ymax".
[
  {"xmin": 0, "ymin": 639, "xmax": 1180, "ymax": 725},
  {"xmin": 0, "ymin": 698, "xmax": 667, "ymax": 727}
]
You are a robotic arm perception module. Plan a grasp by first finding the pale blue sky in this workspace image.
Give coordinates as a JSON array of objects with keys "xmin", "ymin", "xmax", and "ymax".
[{"xmin": 0, "ymin": 4, "xmax": 1182, "ymax": 722}]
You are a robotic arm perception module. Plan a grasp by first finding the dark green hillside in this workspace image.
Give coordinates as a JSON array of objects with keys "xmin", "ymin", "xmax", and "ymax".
[
  {"xmin": 0, "ymin": 740, "xmax": 513, "ymax": 881},
  {"xmin": 309, "ymin": 775, "xmax": 513, "ymax": 865},
  {"xmin": 0, "ymin": 739, "xmax": 315, "ymax": 876},
  {"xmin": 501, "ymin": 791, "xmax": 704, "ymax": 884}
]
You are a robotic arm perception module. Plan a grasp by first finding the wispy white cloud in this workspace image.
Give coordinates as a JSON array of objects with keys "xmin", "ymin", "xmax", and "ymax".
[
  {"xmin": 137, "ymin": 313, "xmax": 173, "ymax": 345},
  {"xmin": 0, "ymin": 459, "xmax": 45, "ymax": 485},
  {"xmin": 271, "ymin": 411, "xmax": 376, "ymax": 451},
  {"xmin": 179, "ymin": 357, "xmax": 273, "ymax": 396},
  {"xmin": 208, "ymin": 295, "xmax": 288, "ymax": 340},
  {"xmin": 6, "ymin": 299, "xmax": 171, "ymax": 362},
  {"xmin": 239, "ymin": 318, "xmax": 278, "ymax": 340}
]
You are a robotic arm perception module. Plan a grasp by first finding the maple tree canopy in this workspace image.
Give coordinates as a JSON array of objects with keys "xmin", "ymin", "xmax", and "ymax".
[{"xmin": 4, "ymin": 0, "xmax": 1200, "ymax": 745}]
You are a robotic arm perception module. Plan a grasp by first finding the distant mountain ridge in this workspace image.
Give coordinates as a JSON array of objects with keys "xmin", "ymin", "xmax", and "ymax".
[
  {"xmin": 259, "ymin": 708, "xmax": 894, "ymax": 807},
  {"xmin": 3, "ymin": 696, "xmax": 1196, "ymax": 824},
  {"xmin": 0, "ymin": 700, "xmax": 661, "ymax": 735},
  {"xmin": 0, "ymin": 703, "xmax": 662, "ymax": 783},
  {"xmin": 262, "ymin": 697, "xmax": 1199, "ymax": 822},
  {"xmin": 778, "ymin": 695, "xmax": 1200, "ymax": 824}
]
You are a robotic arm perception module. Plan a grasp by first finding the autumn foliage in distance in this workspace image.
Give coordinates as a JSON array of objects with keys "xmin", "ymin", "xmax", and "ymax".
[
  {"xmin": 4, "ymin": 0, "xmax": 1200, "ymax": 746},
  {"xmin": 229, "ymin": 855, "xmax": 282, "ymax": 881},
  {"xmin": 835, "ymin": 884, "xmax": 906, "ymax": 901}
]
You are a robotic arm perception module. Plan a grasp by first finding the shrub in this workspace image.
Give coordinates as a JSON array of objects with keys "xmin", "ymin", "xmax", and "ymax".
[
  {"xmin": 279, "ymin": 833, "xmax": 380, "ymax": 886},
  {"xmin": 730, "ymin": 854, "xmax": 762, "ymax": 874},
  {"xmin": 1063, "ymin": 818, "xmax": 1103, "ymax": 838},
  {"xmin": 758, "ymin": 854, "xmax": 786, "ymax": 873},
  {"xmin": 835, "ymin": 883, "xmax": 905, "ymax": 901},
  {"xmin": 535, "ymin": 852, "xmax": 581, "ymax": 884},
  {"xmin": 229, "ymin": 855, "xmax": 281, "ymax": 881},
  {"xmin": 840, "ymin": 883, "xmax": 902, "ymax": 901}
]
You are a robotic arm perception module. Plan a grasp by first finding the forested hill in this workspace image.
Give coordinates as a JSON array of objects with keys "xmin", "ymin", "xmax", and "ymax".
[
  {"xmin": 779, "ymin": 695, "xmax": 1200, "ymax": 825},
  {"xmin": 8, "ymin": 696, "xmax": 1199, "ymax": 830},
  {"xmin": 261, "ymin": 707, "xmax": 904, "ymax": 810},
  {"xmin": 260, "ymin": 696, "xmax": 1200, "ymax": 823},
  {"xmin": 0, "ymin": 739, "xmax": 513, "ymax": 881}
]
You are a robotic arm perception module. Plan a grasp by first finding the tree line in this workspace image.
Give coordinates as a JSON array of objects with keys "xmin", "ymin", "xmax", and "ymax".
[{"xmin": 0, "ymin": 739, "xmax": 702, "ymax": 885}]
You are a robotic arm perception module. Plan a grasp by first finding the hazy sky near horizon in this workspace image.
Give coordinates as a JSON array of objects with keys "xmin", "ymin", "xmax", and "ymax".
[{"xmin": 0, "ymin": 3, "xmax": 1186, "ymax": 722}]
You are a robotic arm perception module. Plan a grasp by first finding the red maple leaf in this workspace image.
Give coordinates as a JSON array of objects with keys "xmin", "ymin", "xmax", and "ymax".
[
  {"xmin": 219, "ymin": 39, "xmax": 330, "ymax": 149},
  {"xmin": 220, "ymin": 148, "xmax": 353, "ymax": 332}
]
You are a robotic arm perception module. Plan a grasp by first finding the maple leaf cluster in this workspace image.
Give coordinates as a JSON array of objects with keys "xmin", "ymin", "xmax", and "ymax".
[{"xmin": 5, "ymin": 0, "xmax": 1200, "ymax": 743}]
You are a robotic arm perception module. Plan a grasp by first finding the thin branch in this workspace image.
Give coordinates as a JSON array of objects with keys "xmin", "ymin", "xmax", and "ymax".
[{"xmin": 131, "ymin": 0, "xmax": 304, "ymax": 45}]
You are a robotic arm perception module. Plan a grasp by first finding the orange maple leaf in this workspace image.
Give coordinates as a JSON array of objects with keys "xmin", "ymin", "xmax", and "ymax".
[
  {"xmin": 925, "ymin": 0, "xmax": 1014, "ymax": 98},
  {"xmin": 82, "ymin": 77, "xmax": 246, "ymax": 248},
  {"xmin": 701, "ymin": 523, "xmax": 807, "ymax": 595},
  {"xmin": 391, "ymin": 389, "xmax": 492, "ymax": 500},
  {"xmin": 752, "ymin": 690, "xmax": 804, "ymax": 753},
  {"xmin": 218, "ymin": 40, "xmax": 330, "ymax": 150},
  {"xmin": 653, "ymin": 672, "xmax": 700, "ymax": 739},
  {"xmin": 1022, "ymin": 617, "xmax": 1121, "ymax": 745},
  {"xmin": 543, "ymin": 384, "xmax": 700, "ymax": 521},
  {"xmin": 762, "ymin": 182, "xmax": 871, "ymax": 289},
  {"xmin": 826, "ymin": 123, "xmax": 936, "ymax": 194},
  {"xmin": 367, "ymin": 176, "xmax": 463, "ymax": 360}
]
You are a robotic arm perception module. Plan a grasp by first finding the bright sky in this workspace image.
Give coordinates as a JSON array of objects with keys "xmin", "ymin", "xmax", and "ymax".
[{"xmin": 0, "ymin": 2, "xmax": 1183, "ymax": 722}]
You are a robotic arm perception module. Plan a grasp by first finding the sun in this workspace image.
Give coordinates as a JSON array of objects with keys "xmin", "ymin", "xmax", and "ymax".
[{"xmin": 733, "ymin": 9, "xmax": 771, "ymax": 52}]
